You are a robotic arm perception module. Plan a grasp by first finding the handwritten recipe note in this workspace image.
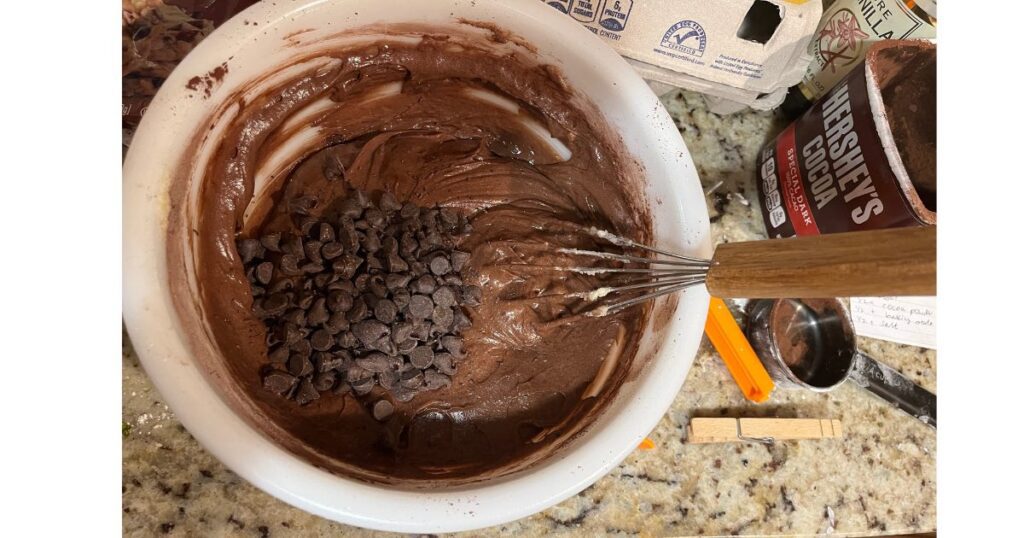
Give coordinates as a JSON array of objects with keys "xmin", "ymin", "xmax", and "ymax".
[{"xmin": 850, "ymin": 297, "xmax": 936, "ymax": 350}]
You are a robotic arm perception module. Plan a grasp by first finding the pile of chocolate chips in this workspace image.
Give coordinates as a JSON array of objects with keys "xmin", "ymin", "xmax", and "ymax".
[{"xmin": 236, "ymin": 188, "xmax": 479, "ymax": 421}]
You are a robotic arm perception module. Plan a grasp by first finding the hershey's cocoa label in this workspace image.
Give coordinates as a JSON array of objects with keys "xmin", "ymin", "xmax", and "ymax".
[{"xmin": 756, "ymin": 64, "xmax": 924, "ymax": 237}]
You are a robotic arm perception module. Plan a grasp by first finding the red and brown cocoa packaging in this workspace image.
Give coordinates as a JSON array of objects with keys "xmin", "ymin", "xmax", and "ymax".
[{"xmin": 755, "ymin": 40, "xmax": 935, "ymax": 237}]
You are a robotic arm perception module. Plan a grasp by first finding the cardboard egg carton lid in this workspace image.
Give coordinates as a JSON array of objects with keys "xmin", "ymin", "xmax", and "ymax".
[{"xmin": 543, "ymin": 0, "xmax": 822, "ymax": 109}]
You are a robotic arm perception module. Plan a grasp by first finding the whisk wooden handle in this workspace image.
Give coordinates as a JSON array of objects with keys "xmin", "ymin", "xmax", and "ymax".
[{"xmin": 705, "ymin": 226, "xmax": 936, "ymax": 299}]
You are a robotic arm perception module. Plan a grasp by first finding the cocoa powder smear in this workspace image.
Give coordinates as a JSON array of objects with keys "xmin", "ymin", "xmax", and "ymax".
[{"xmin": 169, "ymin": 25, "xmax": 652, "ymax": 484}]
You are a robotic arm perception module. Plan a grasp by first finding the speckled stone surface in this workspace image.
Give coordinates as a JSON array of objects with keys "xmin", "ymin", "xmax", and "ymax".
[{"xmin": 123, "ymin": 89, "xmax": 936, "ymax": 537}]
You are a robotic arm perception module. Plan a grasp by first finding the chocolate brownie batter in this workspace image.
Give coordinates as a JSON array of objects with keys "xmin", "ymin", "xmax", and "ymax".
[{"xmin": 174, "ymin": 26, "xmax": 651, "ymax": 484}]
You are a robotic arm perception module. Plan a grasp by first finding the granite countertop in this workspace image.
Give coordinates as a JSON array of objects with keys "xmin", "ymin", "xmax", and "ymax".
[{"xmin": 122, "ymin": 89, "xmax": 936, "ymax": 537}]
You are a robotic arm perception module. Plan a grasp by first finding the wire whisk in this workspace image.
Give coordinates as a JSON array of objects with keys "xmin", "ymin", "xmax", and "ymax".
[{"xmin": 501, "ymin": 225, "xmax": 937, "ymax": 320}]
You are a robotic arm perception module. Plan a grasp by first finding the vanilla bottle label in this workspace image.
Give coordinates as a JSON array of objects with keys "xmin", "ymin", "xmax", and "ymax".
[{"xmin": 798, "ymin": 0, "xmax": 935, "ymax": 101}]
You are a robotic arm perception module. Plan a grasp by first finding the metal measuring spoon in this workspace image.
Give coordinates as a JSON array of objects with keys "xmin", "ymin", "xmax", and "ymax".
[{"xmin": 745, "ymin": 298, "xmax": 936, "ymax": 428}]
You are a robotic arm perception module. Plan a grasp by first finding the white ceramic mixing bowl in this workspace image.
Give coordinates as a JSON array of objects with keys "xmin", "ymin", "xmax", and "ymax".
[{"xmin": 123, "ymin": 0, "xmax": 710, "ymax": 532}]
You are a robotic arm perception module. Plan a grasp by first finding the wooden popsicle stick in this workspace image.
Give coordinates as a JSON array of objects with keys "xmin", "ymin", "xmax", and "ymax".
[{"xmin": 687, "ymin": 417, "xmax": 843, "ymax": 444}]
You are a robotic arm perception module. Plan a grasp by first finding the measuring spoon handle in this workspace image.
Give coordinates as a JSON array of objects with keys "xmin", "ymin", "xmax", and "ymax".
[{"xmin": 848, "ymin": 351, "xmax": 937, "ymax": 428}]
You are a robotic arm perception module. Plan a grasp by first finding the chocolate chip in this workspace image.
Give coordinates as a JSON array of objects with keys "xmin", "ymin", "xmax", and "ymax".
[
  {"xmin": 324, "ymin": 311, "xmax": 349, "ymax": 334},
  {"xmin": 295, "ymin": 291, "xmax": 315, "ymax": 310},
  {"xmin": 412, "ymin": 275, "xmax": 436, "ymax": 294},
  {"xmin": 423, "ymin": 370, "xmax": 451, "ymax": 390},
  {"xmin": 351, "ymin": 376, "xmax": 374, "ymax": 395},
  {"xmin": 461, "ymin": 285, "xmax": 482, "ymax": 306},
  {"xmin": 297, "ymin": 216, "xmax": 318, "ymax": 237},
  {"xmin": 282, "ymin": 234, "xmax": 304, "ymax": 257},
  {"xmin": 400, "ymin": 202, "xmax": 420, "ymax": 219},
  {"xmin": 441, "ymin": 274, "xmax": 463, "ymax": 286},
  {"xmin": 268, "ymin": 345, "xmax": 290, "ymax": 363},
  {"xmin": 374, "ymin": 299, "xmax": 398, "ymax": 323},
  {"xmin": 268, "ymin": 279, "xmax": 294, "ymax": 294},
  {"xmin": 392, "ymin": 288, "xmax": 411, "ymax": 309},
  {"xmin": 364, "ymin": 253, "xmax": 383, "ymax": 272},
  {"xmin": 346, "ymin": 365, "xmax": 372, "ymax": 383},
  {"xmin": 408, "ymin": 294, "xmax": 434, "ymax": 319},
  {"xmin": 391, "ymin": 321, "xmax": 414, "ymax": 343},
  {"xmin": 338, "ymin": 220, "xmax": 360, "ymax": 250},
  {"xmin": 421, "ymin": 209, "xmax": 439, "ymax": 229},
  {"xmin": 432, "ymin": 286, "xmax": 456, "ymax": 308},
  {"xmin": 329, "ymin": 279, "xmax": 357, "ymax": 295},
  {"xmin": 255, "ymin": 262, "xmax": 274, "ymax": 285},
  {"xmin": 410, "ymin": 320, "xmax": 432, "ymax": 341},
  {"xmin": 409, "ymin": 346, "xmax": 434, "ymax": 369},
  {"xmin": 346, "ymin": 298, "xmax": 369, "ymax": 322},
  {"xmin": 262, "ymin": 371, "xmax": 297, "ymax": 394},
  {"xmin": 366, "ymin": 278, "xmax": 385, "ymax": 300},
  {"xmin": 385, "ymin": 273, "xmax": 412, "ymax": 290},
  {"xmin": 432, "ymin": 305, "xmax": 454, "ymax": 331},
  {"xmin": 339, "ymin": 198, "xmax": 363, "ymax": 219},
  {"xmin": 397, "ymin": 338, "xmax": 417, "ymax": 354},
  {"xmin": 304, "ymin": 240, "xmax": 323, "ymax": 264},
  {"xmin": 310, "ymin": 330, "xmax": 334, "ymax": 351},
  {"xmin": 315, "ymin": 352, "xmax": 347, "ymax": 372},
  {"xmin": 280, "ymin": 254, "xmax": 302, "ymax": 276},
  {"xmin": 381, "ymin": 236, "xmax": 399, "ymax": 254},
  {"xmin": 409, "ymin": 260, "xmax": 428, "ymax": 276},
  {"xmin": 294, "ymin": 378, "xmax": 320, "ymax": 405},
  {"xmin": 429, "ymin": 255, "xmax": 451, "ymax": 275},
  {"xmin": 313, "ymin": 372, "xmax": 336, "ymax": 392},
  {"xmin": 336, "ymin": 331, "xmax": 358, "ymax": 349},
  {"xmin": 300, "ymin": 261, "xmax": 324, "ymax": 274},
  {"xmin": 386, "ymin": 252, "xmax": 409, "ymax": 272},
  {"xmin": 352, "ymin": 320, "xmax": 389, "ymax": 347},
  {"xmin": 400, "ymin": 368, "xmax": 424, "ymax": 389},
  {"xmin": 351, "ymin": 189, "xmax": 370, "ymax": 208},
  {"xmin": 290, "ymin": 338, "xmax": 312, "ymax": 359},
  {"xmin": 283, "ymin": 308, "xmax": 306, "ymax": 327},
  {"xmin": 372, "ymin": 335, "xmax": 398, "ymax": 355},
  {"xmin": 288, "ymin": 196, "xmax": 317, "ymax": 216},
  {"xmin": 400, "ymin": 233, "xmax": 418, "ymax": 256},
  {"xmin": 362, "ymin": 229, "xmax": 382, "ymax": 252},
  {"xmin": 260, "ymin": 233, "xmax": 282, "ymax": 252},
  {"xmin": 261, "ymin": 294, "xmax": 289, "ymax": 316},
  {"xmin": 378, "ymin": 369, "xmax": 399, "ymax": 390},
  {"xmin": 287, "ymin": 354, "xmax": 314, "ymax": 377},
  {"xmin": 393, "ymin": 386, "xmax": 416, "ymax": 402},
  {"xmin": 307, "ymin": 298, "xmax": 329, "ymax": 326},
  {"xmin": 237, "ymin": 238, "xmax": 263, "ymax": 264},
  {"xmin": 366, "ymin": 209, "xmax": 386, "ymax": 229},
  {"xmin": 441, "ymin": 335, "xmax": 464, "ymax": 357},
  {"xmin": 434, "ymin": 353, "xmax": 455, "ymax": 375},
  {"xmin": 326, "ymin": 290, "xmax": 353, "ymax": 313},
  {"xmin": 313, "ymin": 273, "xmax": 333, "ymax": 289},
  {"xmin": 354, "ymin": 273, "xmax": 370, "ymax": 292},
  {"xmin": 355, "ymin": 352, "xmax": 390, "ymax": 373},
  {"xmin": 438, "ymin": 208, "xmax": 458, "ymax": 228},
  {"xmin": 379, "ymin": 192, "xmax": 402, "ymax": 213},
  {"xmin": 450, "ymin": 250, "xmax": 470, "ymax": 272},
  {"xmin": 372, "ymin": 399, "xmax": 394, "ymax": 421},
  {"xmin": 321, "ymin": 242, "xmax": 345, "ymax": 260}
]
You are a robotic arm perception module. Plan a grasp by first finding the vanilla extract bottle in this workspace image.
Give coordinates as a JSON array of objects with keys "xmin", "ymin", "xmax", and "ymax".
[{"xmin": 780, "ymin": 0, "xmax": 936, "ymax": 118}]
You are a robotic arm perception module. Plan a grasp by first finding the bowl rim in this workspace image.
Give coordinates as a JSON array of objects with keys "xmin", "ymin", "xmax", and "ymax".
[{"xmin": 122, "ymin": 0, "xmax": 711, "ymax": 532}]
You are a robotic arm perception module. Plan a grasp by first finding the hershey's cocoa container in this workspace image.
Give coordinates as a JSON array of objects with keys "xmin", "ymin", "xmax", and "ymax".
[{"xmin": 755, "ymin": 40, "xmax": 936, "ymax": 238}]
